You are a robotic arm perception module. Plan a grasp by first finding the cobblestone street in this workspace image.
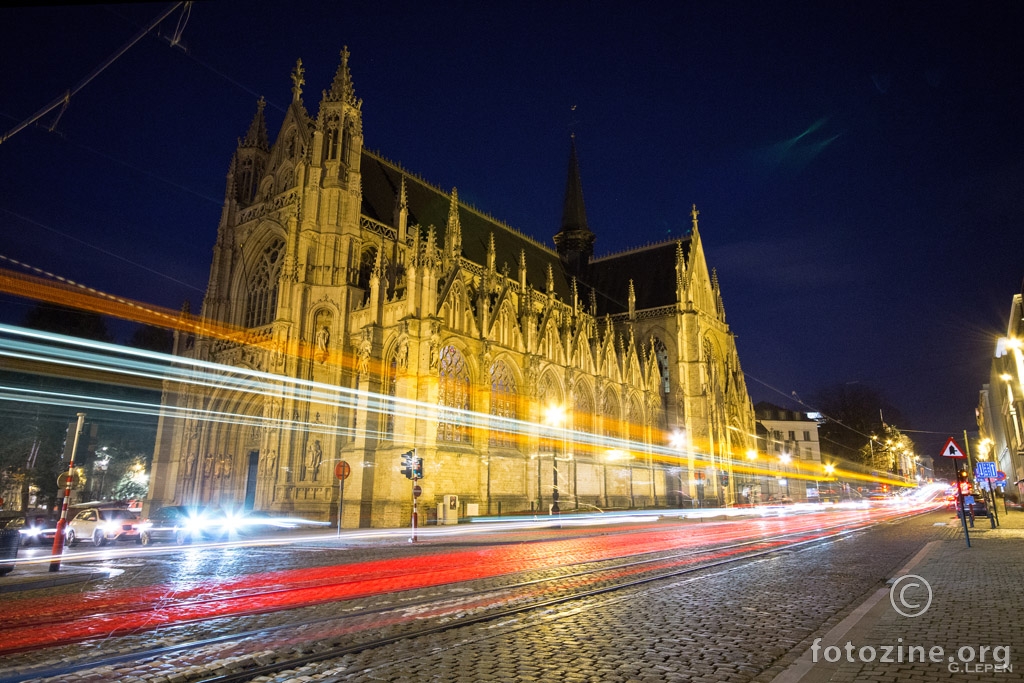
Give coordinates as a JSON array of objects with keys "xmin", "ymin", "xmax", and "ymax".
[{"xmin": 3, "ymin": 506, "xmax": 1005, "ymax": 683}]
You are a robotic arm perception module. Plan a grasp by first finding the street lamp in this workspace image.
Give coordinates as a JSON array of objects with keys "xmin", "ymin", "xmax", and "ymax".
[
  {"xmin": 779, "ymin": 452, "xmax": 792, "ymax": 499},
  {"xmin": 744, "ymin": 449, "xmax": 758, "ymax": 505},
  {"xmin": 544, "ymin": 404, "xmax": 566, "ymax": 516},
  {"xmin": 669, "ymin": 429, "xmax": 690, "ymax": 507}
]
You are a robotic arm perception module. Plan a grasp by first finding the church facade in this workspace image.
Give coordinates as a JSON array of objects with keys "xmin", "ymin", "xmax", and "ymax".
[{"xmin": 146, "ymin": 49, "xmax": 757, "ymax": 527}]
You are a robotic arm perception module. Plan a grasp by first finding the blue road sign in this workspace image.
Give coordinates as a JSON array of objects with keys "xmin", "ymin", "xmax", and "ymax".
[{"xmin": 975, "ymin": 461, "xmax": 998, "ymax": 479}]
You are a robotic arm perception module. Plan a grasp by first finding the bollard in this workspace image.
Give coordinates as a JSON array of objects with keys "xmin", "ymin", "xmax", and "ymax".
[{"xmin": 989, "ymin": 513, "xmax": 996, "ymax": 529}]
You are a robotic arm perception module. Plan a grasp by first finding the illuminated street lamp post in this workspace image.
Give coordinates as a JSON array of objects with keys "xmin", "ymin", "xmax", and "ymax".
[
  {"xmin": 669, "ymin": 430, "xmax": 689, "ymax": 507},
  {"xmin": 779, "ymin": 452, "xmax": 792, "ymax": 499},
  {"xmin": 544, "ymin": 404, "xmax": 566, "ymax": 516}
]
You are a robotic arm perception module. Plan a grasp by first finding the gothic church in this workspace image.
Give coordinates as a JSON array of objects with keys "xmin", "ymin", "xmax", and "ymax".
[{"xmin": 146, "ymin": 48, "xmax": 756, "ymax": 526}]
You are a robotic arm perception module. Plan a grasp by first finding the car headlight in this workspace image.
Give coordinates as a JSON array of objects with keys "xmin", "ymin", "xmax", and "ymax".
[{"xmin": 102, "ymin": 523, "xmax": 119, "ymax": 534}]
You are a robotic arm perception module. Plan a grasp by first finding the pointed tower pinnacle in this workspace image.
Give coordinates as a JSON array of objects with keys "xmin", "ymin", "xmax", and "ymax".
[
  {"xmin": 553, "ymin": 135, "xmax": 596, "ymax": 278},
  {"xmin": 487, "ymin": 233, "xmax": 496, "ymax": 271},
  {"xmin": 239, "ymin": 97, "xmax": 269, "ymax": 150},
  {"xmin": 291, "ymin": 59, "xmax": 305, "ymax": 103},
  {"xmin": 325, "ymin": 46, "xmax": 359, "ymax": 106},
  {"xmin": 444, "ymin": 188, "xmax": 462, "ymax": 259},
  {"xmin": 690, "ymin": 204, "xmax": 700, "ymax": 234},
  {"xmin": 675, "ymin": 239, "xmax": 687, "ymax": 290},
  {"xmin": 628, "ymin": 279, "xmax": 636, "ymax": 321}
]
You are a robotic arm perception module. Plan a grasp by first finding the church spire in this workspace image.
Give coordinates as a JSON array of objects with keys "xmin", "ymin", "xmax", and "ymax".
[
  {"xmin": 553, "ymin": 135, "xmax": 596, "ymax": 278},
  {"xmin": 239, "ymin": 97, "xmax": 269, "ymax": 151},
  {"xmin": 325, "ymin": 46, "xmax": 359, "ymax": 106},
  {"xmin": 560, "ymin": 135, "xmax": 589, "ymax": 234}
]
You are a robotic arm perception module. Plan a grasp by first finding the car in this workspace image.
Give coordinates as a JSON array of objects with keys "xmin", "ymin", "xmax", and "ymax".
[
  {"xmin": 66, "ymin": 506, "xmax": 141, "ymax": 546},
  {"xmin": 139, "ymin": 505, "xmax": 229, "ymax": 545},
  {"xmin": 0, "ymin": 512, "xmax": 59, "ymax": 546},
  {"xmin": 955, "ymin": 495, "xmax": 990, "ymax": 519}
]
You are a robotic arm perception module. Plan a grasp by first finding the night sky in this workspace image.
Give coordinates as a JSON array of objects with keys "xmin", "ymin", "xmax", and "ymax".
[{"xmin": 2, "ymin": 2, "xmax": 1022, "ymax": 461}]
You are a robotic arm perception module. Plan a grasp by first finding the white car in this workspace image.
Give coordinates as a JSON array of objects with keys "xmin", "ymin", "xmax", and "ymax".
[{"xmin": 66, "ymin": 507, "xmax": 141, "ymax": 546}]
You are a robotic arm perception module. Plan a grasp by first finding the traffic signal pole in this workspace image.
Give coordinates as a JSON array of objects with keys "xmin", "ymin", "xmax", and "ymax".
[
  {"xmin": 409, "ymin": 476, "xmax": 419, "ymax": 543},
  {"xmin": 957, "ymin": 465, "xmax": 971, "ymax": 548},
  {"xmin": 50, "ymin": 412, "xmax": 85, "ymax": 572}
]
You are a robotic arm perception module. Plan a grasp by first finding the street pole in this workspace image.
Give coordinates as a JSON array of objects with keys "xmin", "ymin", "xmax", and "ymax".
[
  {"xmin": 50, "ymin": 412, "xmax": 85, "ymax": 572},
  {"xmin": 957, "ymin": 465, "xmax": 971, "ymax": 548},
  {"xmin": 409, "ymin": 476, "xmax": 418, "ymax": 543},
  {"xmin": 342, "ymin": 473, "xmax": 350, "ymax": 536}
]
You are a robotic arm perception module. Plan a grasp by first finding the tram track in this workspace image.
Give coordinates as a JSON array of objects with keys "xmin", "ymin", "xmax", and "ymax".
[{"xmin": 0, "ymin": 507, "xmax": 937, "ymax": 683}]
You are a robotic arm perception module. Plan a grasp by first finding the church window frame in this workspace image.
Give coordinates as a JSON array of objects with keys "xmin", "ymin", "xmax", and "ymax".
[
  {"xmin": 488, "ymin": 360, "xmax": 518, "ymax": 448},
  {"xmin": 245, "ymin": 238, "xmax": 285, "ymax": 329},
  {"xmin": 437, "ymin": 344, "xmax": 471, "ymax": 444}
]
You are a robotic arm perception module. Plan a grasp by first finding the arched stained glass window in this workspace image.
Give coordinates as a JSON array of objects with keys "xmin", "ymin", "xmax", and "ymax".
[
  {"xmin": 437, "ymin": 345, "xmax": 470, "ymax": 443},
  {"xmin": 538, "ymin": 373, "xmax": 560, "ymax": 455},
  {"xmin": 574, "ymin": 387, "xmax": 594, "ymax": 460},
  {"xmin": 489, "ymin": 361, "xmax": 517, "ymax": 448},
  {"xmin": 603, "ymin": 390, "xmax": 621, "ymax": 439},
  {"xmin": 627, "ymin": 397, "xmax": 644, "ymax": 445},
  {"xmin": 245, "ymin": 239, "xmax": 285, "ymax": 328}
]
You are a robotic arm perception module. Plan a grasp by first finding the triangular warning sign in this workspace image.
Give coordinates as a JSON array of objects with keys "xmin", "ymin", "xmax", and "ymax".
[{"xmin": 940, "ymin": 437, "xmax": 965, "ymax": 458}]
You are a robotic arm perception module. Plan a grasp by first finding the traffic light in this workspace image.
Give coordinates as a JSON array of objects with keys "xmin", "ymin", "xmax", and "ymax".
[
  {"xmin": 719, "ymin": 471, "xmax": 729, "ymax": 488},
  {"xmin": 412, "ymin": 456, "xmax": 423, "ymax": 480},
  {"xmin": 400, "ymin": 450, "xmax": 415, "ymax": 479},
  {"xmin": 957, "ymin": 468, "xmax": 971, "ymax": 495}
]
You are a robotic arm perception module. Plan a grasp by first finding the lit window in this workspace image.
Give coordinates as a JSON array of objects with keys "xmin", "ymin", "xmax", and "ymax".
[{"xmin": 437, "ymin": 345, "xmax": 470, "ymax": 443}]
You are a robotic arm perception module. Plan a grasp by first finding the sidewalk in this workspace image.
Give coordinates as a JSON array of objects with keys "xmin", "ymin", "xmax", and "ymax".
[
  {"xmin": 0, "ymin": 557, "xmax": 109, "ymax": 594},
  {"xmin": 772, "ymin": 508, "xmax": 1024, "ymax": 682}
]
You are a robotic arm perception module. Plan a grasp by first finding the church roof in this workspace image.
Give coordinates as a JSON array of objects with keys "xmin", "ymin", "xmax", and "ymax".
[
  {"xmin": 359, "ymin": 150, "xmax": 693, "ymax": 318},
  {"xmin": 588, "ymin": 240, "xmax": 691, "ymax": 315},
  {"xmin": 360, "ymin": 151, "xmax": 576, "ymax": 300}
]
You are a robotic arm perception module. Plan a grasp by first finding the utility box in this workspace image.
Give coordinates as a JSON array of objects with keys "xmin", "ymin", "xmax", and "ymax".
[
  {"xmin": 437, "ymin": 494, "xmax": 459, "ymax": 525},
  {"xmin": 465, "ymin": 503, "xmax": 479, "ymax": 517}
]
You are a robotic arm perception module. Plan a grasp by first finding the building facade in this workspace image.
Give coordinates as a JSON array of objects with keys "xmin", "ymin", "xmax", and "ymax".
[
  {"xmin": 977, "ymin": 292, "xmax": 1024, "ymax": 504},
  {"xmin": 755, "ymin": 401, "xmax": 823, "ymax": 502},
  {"xmin": 146, "ymin": 49, "xmax": 756, "ymax": 526}
]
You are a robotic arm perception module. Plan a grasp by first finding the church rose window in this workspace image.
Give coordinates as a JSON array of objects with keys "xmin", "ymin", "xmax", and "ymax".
[
  {"xmin": 489, "ymin": 361, "xmax": 517, "ymax": 448},
  {"xmin": 437, "ymin": 345, "xmax": 470, "ymax": 443},
  {"xmin": 245, "ymin": 238, "xmax": 285, "ymax": 328}
]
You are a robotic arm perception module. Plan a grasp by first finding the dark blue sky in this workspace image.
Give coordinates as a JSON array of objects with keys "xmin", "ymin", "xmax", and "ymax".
[{"xmin": 2, "ymin": 2, "xmax": 1022, "ymax": 459}]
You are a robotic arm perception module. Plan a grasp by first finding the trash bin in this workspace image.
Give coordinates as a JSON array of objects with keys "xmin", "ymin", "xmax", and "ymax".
[{"xmin": 0, "ymin": 527, "xmax": 19, "ymax": 576}]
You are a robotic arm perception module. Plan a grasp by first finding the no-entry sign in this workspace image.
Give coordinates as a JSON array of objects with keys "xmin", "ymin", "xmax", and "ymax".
[{"xmin": 335, "ymin": 460, "xmax": 351, "ymax": 480}]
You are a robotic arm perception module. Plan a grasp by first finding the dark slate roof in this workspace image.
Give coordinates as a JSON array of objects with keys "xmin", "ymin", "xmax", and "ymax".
[
  {"xmin": 587, "ymin": 240, "xmax": 691, "ymax": 316},
  {"xmin": 361, "ymin": 151, "xmax": 577, "ymax": 301},
  {"xmin": 360, "ymin": 150, "xmax": 690, "ymax": 317}
]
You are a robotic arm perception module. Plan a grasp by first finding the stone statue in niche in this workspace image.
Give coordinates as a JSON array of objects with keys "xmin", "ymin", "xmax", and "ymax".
[
  {"xmin": 307, "ymin": 439, "xmax": 323, "ymax": 480},
  {"xmin": 313, "ymin": 310, "xmax": 332, "ymax": 364}
]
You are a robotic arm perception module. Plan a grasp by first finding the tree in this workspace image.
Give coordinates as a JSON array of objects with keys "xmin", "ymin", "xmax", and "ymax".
[
  {"xmin": 110, "ymin": 459, "xmax": 149, "ymax": 501},
  {"xmin": 22, "ymin": 303, "xmax": 111, "ymax": 342},
  {"xmin": 810, "ymin": 383, "xmax": 909, "ymax": 465},
  {"xmin": 128, "ymin": 324, "xmax": 173, "ymax": 353}
]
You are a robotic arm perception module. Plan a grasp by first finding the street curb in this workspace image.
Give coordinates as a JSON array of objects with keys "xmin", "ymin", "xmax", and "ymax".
[
  {"xmin": 0, "ymin": 565, "xmax": 107, "ymax": 594},
  {"xmin": 768, "ymin": 539, "xmax": 941, "ymax": 683}
]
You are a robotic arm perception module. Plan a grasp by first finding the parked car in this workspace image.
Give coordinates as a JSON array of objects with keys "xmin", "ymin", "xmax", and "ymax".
[
  {"xmin": 66, "ymin": 506, "xmax": 141, "ymax": 546},
  {"xmin": 0, "ymin": 512, "xmax": 59, "ymax": 546},
  {"xmin": 139, "ymin": 505, "xmax": 228, "ymax": 545},
  {"xmin": 955, "ymin": 495, "xmax": 990, "ymax": 519}
]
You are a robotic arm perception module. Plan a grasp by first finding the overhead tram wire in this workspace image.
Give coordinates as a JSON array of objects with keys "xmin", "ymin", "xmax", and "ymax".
[{"xmin": 0, "ymin": 2, "xmax": 191, "ymax": 147}]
